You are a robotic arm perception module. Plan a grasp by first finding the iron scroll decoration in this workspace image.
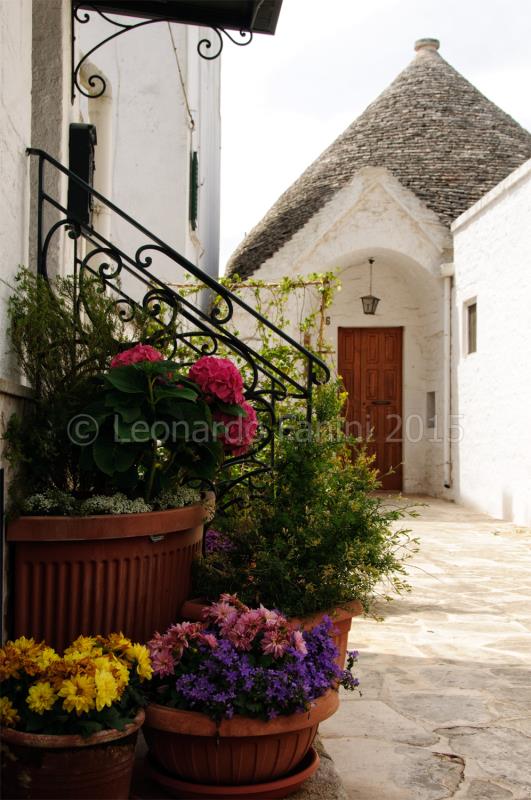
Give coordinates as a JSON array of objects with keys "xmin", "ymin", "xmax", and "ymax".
[{"xmin": 72, "ymin": 4, "xmax": 253, "ymax": 99}]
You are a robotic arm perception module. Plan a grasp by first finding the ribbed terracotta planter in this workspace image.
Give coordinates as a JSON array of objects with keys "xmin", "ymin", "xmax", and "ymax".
[
  {"xmin": 0, "ymin": 710, "xmax": 144, "ymax": 800},
  {"xmin": 180, "ymin": 599, "xmax": 363, "ymax": 669},
  {"xmin": 7, "ymin": 505, "xmax": 205, "ymax": 651},
  {"xmin": 143, "ymin": 691, "xmax": 338, "ymax": 786},
  {"xmin": 144, "ymin": 746, "xmax": 320, "ymax": 799}
]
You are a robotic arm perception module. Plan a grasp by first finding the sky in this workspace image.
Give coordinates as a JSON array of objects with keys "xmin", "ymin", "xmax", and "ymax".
[{"xmin": 219, "ymin": 0, "xmax": 531, "ymax": 271}]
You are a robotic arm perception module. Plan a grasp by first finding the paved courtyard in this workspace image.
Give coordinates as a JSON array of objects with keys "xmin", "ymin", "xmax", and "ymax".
[{"xmin": 320, "ymin": 497, "xmax": 531, "ymax": 800}]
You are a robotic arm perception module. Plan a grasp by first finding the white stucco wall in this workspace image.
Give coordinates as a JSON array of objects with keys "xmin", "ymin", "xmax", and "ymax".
[
  {"xmin": 77, "ymin": 17, "xmax": 221, "ymax": 289},
  {"xmin": 232, "ymin": 168, "xmax": 452, "ymax": 494},
  {"xmin": 0, "ymin": 0, "xmax": 32, "ymax": 387},
  {"xmin": 452, "ymin": 158, "xmax": 531, "ymax": 526}
]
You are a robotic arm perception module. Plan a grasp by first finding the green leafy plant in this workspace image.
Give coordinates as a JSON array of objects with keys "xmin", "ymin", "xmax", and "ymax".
[
  {"xmin": 4, "ymin": 268, "xmax": 127, "ymax": 501},
  {"xmin": 193, "ymin": 383, "xmax": 418, "ymax": 617}
]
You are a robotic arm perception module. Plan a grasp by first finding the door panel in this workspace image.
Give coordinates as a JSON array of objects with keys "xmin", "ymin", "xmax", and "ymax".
[{"xmin": 338, "ymin": 327, "xmax": 403, "ymax": 490}]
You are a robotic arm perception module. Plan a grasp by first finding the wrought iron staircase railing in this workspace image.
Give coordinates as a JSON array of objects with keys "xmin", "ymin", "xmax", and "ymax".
[{"xmin": 26, "ymin": 148, "xmax": 330, "ymax": 499}]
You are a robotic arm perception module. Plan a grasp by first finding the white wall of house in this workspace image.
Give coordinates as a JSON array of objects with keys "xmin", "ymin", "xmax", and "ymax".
[
  {"xmin": 78, "ymin": 16, "xmax": 221, "ymax": 292},
  {"xmin": 234, "ymin": 167, "xmax": 453, "ymax": 495},
  {"xmin": 452, "ymin": 158, "xmax": 531, "ymax": 526},
  {"xmin": 0, "ymin": 0, "xmax": 32, "ymax": 388},
  {"xmin": 0, "ymin": 0, "xmax": 34, "ymax": 459}
]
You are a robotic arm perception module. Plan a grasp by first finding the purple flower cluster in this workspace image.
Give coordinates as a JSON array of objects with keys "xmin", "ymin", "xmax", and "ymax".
[
  {"xmin": 204, "ymin": 529, "xmax": 235, "ymax": 555},
  {"xmin": 147, "ymin": 595, "xmax": 359, "ymax": 722}
]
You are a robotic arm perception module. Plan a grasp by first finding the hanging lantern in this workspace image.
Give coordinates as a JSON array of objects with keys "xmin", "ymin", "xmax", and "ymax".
[{"xmin": 361, "ymin": 257, "xmax": 380, "ymax": 315}]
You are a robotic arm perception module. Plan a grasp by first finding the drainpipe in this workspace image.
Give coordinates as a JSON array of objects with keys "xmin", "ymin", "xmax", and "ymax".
[
  {"xmin": 440, "ymin": 262, "xmax": 454, "ymax": 489},
  {"xmin": 79, "ymin": 59, "xmax": 113, "ymax": 243}
]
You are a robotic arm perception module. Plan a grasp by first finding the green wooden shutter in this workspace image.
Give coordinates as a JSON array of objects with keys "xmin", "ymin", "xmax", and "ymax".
[{"xmin": 189, "ymin": 151, "xmax": 198, "ymax": 231}]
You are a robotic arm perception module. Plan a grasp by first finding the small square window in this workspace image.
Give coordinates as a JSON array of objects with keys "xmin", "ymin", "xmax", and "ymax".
[{"xmin": 467, "ymin": 302, "xmax": 477, "ymax": 354}]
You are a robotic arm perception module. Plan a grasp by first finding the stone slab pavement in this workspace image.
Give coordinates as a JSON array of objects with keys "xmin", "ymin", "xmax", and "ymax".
[{"xmin": 320, "ymin": 496, "xmax": 531, "ymax": 800}]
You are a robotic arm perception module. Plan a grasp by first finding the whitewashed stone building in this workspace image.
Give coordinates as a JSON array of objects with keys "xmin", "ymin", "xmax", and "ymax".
[
  {"xmin": 227, "ymin": 39, "xmax": 531, "ymax": 525},
  {"xmin": 0, "ymin": 1, "xmax": 221, "ymax": 419}
]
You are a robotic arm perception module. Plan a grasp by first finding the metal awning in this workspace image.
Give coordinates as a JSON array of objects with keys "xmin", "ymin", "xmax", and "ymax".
[{"xmin": 74, "ymin": 1, "xmax": 283, "ymax": 35}]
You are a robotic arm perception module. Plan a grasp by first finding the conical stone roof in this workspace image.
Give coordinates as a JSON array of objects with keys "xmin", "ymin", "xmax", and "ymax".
[{"xmin": 228, "ymin": 39, "xmax": 531, "ymax": 278}]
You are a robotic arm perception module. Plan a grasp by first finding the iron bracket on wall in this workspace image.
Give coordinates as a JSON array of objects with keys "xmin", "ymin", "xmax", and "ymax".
[{"xmin": 72, "ymin": 3, "xmax": 253, "ymax": 99}]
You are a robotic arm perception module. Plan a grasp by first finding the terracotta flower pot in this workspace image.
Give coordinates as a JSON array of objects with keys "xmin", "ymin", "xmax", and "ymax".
[
  {"xmin": 180, "ymin": 598, "xmax": 363, "ymax": 668},
  {"xmin": 0, "ymin": 710, "xmax": 144, "ymax": 800},
  {"xmin": 7, "ymin": 505, "xmax": 206, "ymax": 651},
  {"xmin": 143, "ymin": 691, "xmax": 338, "ymax": 786},
  {"xmin": 292, "ymin": 601, "xmax": 363, "ymax": 669},
  {"xmin": 144, "ymin": 746, "xmax": 320, "ymax": 799}
]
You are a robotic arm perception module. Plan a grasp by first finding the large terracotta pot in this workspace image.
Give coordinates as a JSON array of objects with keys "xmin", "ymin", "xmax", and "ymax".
[
  {"xmin": 180, "ymin": 598, "xmax": 363, "ymax": 669},
  {"xmin": 7, "ymin": 505, "xmax": 206, "ymax": 651},
  {"xmin": 143, "ymin": 691, "xmax": 338, "ymax": 786},
  {"xmin": 0, "ymin": 710, "xmax": 144, "ymax": 800}
]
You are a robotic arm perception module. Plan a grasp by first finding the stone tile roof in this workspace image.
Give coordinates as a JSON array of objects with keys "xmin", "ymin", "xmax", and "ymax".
[{"xmin": 227, "ymin": 39, "xmax": 531, "ymax": 278}]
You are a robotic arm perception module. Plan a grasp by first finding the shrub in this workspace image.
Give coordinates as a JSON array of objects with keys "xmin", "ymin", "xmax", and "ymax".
[{"xmin": 193, "ymin": 383, "xmax": 417, "ymax": 616}]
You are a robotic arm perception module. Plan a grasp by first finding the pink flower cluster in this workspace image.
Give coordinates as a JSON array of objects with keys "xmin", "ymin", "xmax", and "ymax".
[
  {"xmin": 188, "ymin": 356, "xmax": 244, "ymax": 405},
  {"xmin": 110, "ymin": 343, "xmax": 163, "ymax": 368},
  {"xmin": 148, "ymin": 621, "xmax": 218, "ymax": 678},
  {"xmin": 204, "ymin": 594, "xmax": 307, "ymax": 658},
  {"xmin": 147, "ymin": 596, "xmax": 309, "ymax": 679},
  {"xmin": 214, "ymin": 401, "xmax": 259, "ymax": 457}
]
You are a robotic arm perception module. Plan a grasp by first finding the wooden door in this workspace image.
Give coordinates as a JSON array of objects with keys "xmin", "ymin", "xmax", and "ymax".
[{"xmin": 338, "ymin": 327, "xmax": 403, "ymax": 490}]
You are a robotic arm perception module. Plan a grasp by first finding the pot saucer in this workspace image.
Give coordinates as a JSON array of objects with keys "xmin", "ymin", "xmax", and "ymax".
[{"xmin": 145, "ymin": 746, "xmax": 320, "ymax": 799}]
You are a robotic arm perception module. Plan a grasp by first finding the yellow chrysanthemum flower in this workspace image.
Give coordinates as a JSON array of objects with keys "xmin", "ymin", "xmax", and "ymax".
[
  {"xmin": 103, "ymin": 633, "xmax": 132, "ymax": 653},
  {"xmin": 0, "ymin": 696, "xmax": 20, "ymax": 727},
  {"xmin": 126, "ymin": 643, "xmax": 153, "ymax": 681},
  {"xmin": 58, "ymin": 675, "xmax": 96, "ymax": 715},
  {"xmin": 111, "ymin": 658, "xmax": 130, "ymax": 691},
  {"xmin": 0, "ymin": 647, "xmax": 21, "ymax": 681},
  {"xmin": 34, "ymin": 647, "xmax": 60, "ymax": 671},
  {"xmin": 93, "ymin": 656, "xmax": 128, "ymax": 691},
  {"xmin": 65, "ymin": 636, "xmax": 102, "ymax": 657},
  {"xmin": 26, "ymin": 681, "xmax": 57, "ymax": 714},
  {"xmin": 12, "ymin": 636, "xmax": 41, "ymax": 657},
  {"xmin": 94, "ymin": 669, "xmax": 119, "ymax": 711}
]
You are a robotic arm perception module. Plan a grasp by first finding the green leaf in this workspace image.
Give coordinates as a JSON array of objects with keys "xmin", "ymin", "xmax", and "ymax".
[
  {"xmin": 118, "ymin": 405, "xmax": 142, "ymax": 423},
  {"xmin": 92, "ymin": 440, "xmax": 138, "ymax": 475},
  {"xmin": 104, "ymin": 366, "xmax": 146, "ymax": 394},
  {"xmin": 154, "ymin": 386, "xmax": 199, "ymax": 403},
  {"xmin": 216, "ymin": 402, "xmax": 246, "ymax": 417},
  {"xmin": 157, "ymin": 400, "xmax": 211, "ymax": 425},
  {"xmin": 114, "ymin": 418, "xmax": 151, "ymax": 443}
]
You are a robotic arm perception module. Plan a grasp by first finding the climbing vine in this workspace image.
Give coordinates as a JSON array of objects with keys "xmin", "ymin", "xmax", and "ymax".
[{"xmin": 168, "ymin": 271, "xmax": 341, "ymax": 391}]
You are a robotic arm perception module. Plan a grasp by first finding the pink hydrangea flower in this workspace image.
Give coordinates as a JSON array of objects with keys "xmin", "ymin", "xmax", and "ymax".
[
  {"xmin": 110, "ymin": 343, "xmax": 163, "ymax": 368},
  {"xmin": 188, "ymin": 356, "xmax": 244, "ymax": 405},
  {"xmin": 214, "ymin": 401, "xmax": 259, "ymax": 457}
]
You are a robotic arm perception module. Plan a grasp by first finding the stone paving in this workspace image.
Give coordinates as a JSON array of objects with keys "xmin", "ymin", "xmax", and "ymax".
[{"xmin": 320, "ymin": 497, "xmax": 531, "ymax": 800}]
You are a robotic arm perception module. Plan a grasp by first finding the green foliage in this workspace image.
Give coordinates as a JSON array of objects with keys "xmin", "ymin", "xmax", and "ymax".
[
  {"xmin": 4, "ymin": 268, "xmax": 127, "ymax": 502},
  {"xmin": 8, "ymin": 267, "xmax": 124, "ymax": 399},
  {"xmin": 193, "ymin": 383, "xmax": 418, "ymax": 616}
]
